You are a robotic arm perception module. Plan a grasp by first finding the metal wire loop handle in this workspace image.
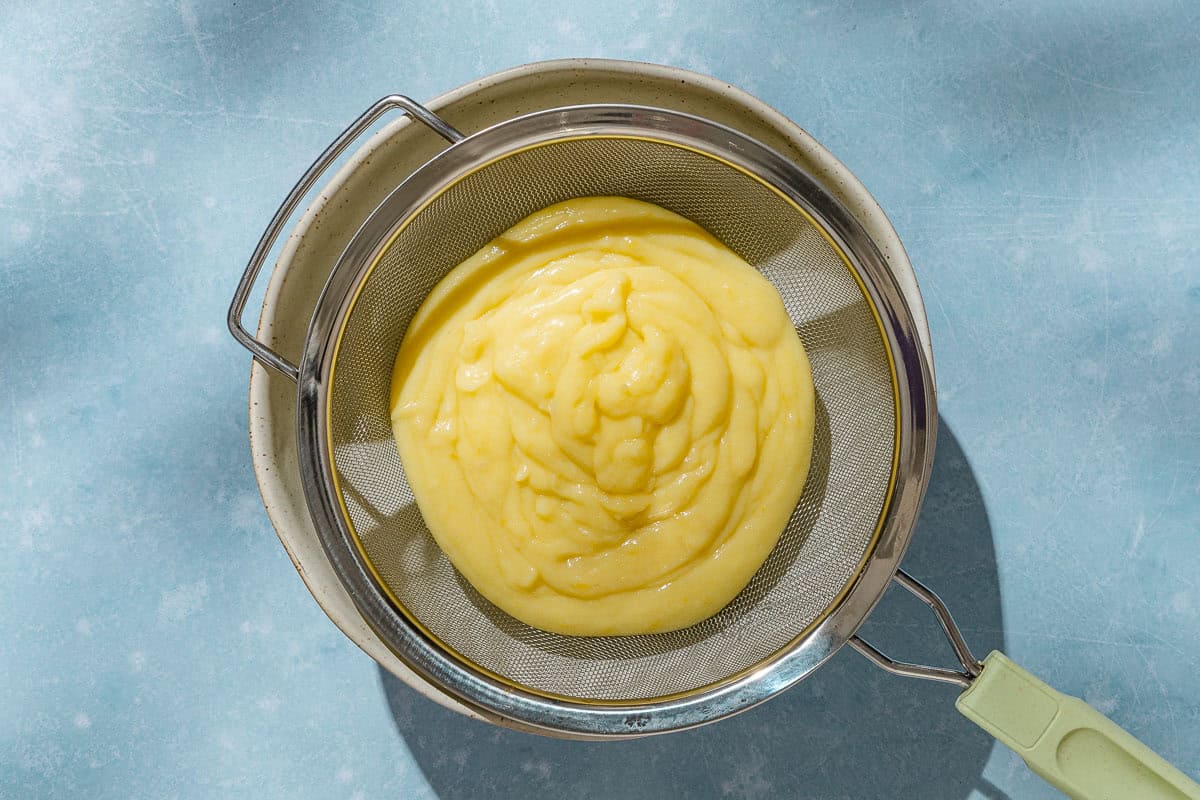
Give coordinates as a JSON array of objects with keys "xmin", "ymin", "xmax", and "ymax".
[
  {"xmin": 226, "ymin": 95, "xmax": 464, "ymax": 382},
  {"xmin": 849, "ymin": 569, "xmax": 983, "ymax": 688}
]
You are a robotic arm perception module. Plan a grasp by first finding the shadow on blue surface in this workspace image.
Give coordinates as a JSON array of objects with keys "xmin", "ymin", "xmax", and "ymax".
[{"xmin": 380, "ymin": 418, "xmax": 1007, "ymax": 799}]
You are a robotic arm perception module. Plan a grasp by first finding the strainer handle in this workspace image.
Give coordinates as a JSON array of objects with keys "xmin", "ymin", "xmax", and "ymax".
[
  {"xmin": 226, "ymin": 95, "xmax": 465, "ymax": 381},
  {"xmin": 852, "ymin": 571, "xmax": 1200, "ymax": 798},
  {"xmin": 849, "ymin": 568, "xmax": 982, "ymax": 687},
  {"xmin": 957, "ymin": 651, "xmax": 1200, "ymax": 800}
]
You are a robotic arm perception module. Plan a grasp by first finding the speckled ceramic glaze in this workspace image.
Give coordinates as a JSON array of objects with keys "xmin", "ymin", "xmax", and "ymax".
[{"xmin": 247, "ymin": 59, "xmax": 932, "ymax": 720}]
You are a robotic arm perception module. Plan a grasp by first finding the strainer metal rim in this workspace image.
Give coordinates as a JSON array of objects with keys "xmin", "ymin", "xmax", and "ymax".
[{"xmin": 295, "ymin": 104, "xmax": 937, "ymax": 737}]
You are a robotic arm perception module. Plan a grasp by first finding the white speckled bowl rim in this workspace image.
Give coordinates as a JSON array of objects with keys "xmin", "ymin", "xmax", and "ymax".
[{"xmin": 247, "ymin": 58, "xmax": 933, "ymax": 723}]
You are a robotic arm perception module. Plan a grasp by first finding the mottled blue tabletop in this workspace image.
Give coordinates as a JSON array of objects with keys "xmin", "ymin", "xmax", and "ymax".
[{"xmin": 3, "ymin": 2, "xmax": 1199, "ymax": 798}]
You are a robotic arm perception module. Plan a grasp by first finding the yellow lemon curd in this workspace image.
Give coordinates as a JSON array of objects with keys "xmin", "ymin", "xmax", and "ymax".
[{"xmin": 390, "ymin": 197, "xmax": 814, "ymax": 636}]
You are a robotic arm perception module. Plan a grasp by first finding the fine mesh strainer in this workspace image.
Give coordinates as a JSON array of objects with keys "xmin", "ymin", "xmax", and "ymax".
[{"xmin": 229, "ymin": 96, "xmax": 1199, "ymax": 797}]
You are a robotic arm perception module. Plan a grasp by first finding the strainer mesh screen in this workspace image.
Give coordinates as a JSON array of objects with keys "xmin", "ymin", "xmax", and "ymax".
[{"xmin": 328, "ymin": 137, "xmax": 895, "ymax": 700}]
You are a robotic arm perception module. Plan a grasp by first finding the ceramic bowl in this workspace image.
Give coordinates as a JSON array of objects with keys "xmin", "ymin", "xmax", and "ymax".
[{"xmin": 246, "ymin": 58, "xmax": 932, "ymax": 722}]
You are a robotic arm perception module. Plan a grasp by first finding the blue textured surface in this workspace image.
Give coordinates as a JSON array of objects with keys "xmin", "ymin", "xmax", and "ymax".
[{"xmin": 2, "ymin": 2, "xmax": 1198, "ymax": 798}]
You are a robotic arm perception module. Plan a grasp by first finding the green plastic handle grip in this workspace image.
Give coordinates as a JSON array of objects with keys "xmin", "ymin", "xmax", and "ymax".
[{"xmin": 956, "ymin": 651, "xmax": 1200, "ymax": 800}]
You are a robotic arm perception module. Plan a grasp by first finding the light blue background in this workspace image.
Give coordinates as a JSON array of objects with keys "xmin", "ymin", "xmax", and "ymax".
[{"xmin": 2, "ymin": 2, "xmax": 1198, "ymax": 798}]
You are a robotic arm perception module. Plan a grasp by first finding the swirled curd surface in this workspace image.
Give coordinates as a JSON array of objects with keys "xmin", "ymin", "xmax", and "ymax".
[{"xmin": 390, "ymin": 197, "xmax": 814, "ymax": 635}]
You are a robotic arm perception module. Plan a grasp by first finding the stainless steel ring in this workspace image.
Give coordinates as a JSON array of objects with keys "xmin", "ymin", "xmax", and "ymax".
[{"xmin": 290, "ymin": 103, "xmax": 938, "ymax": 737}]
